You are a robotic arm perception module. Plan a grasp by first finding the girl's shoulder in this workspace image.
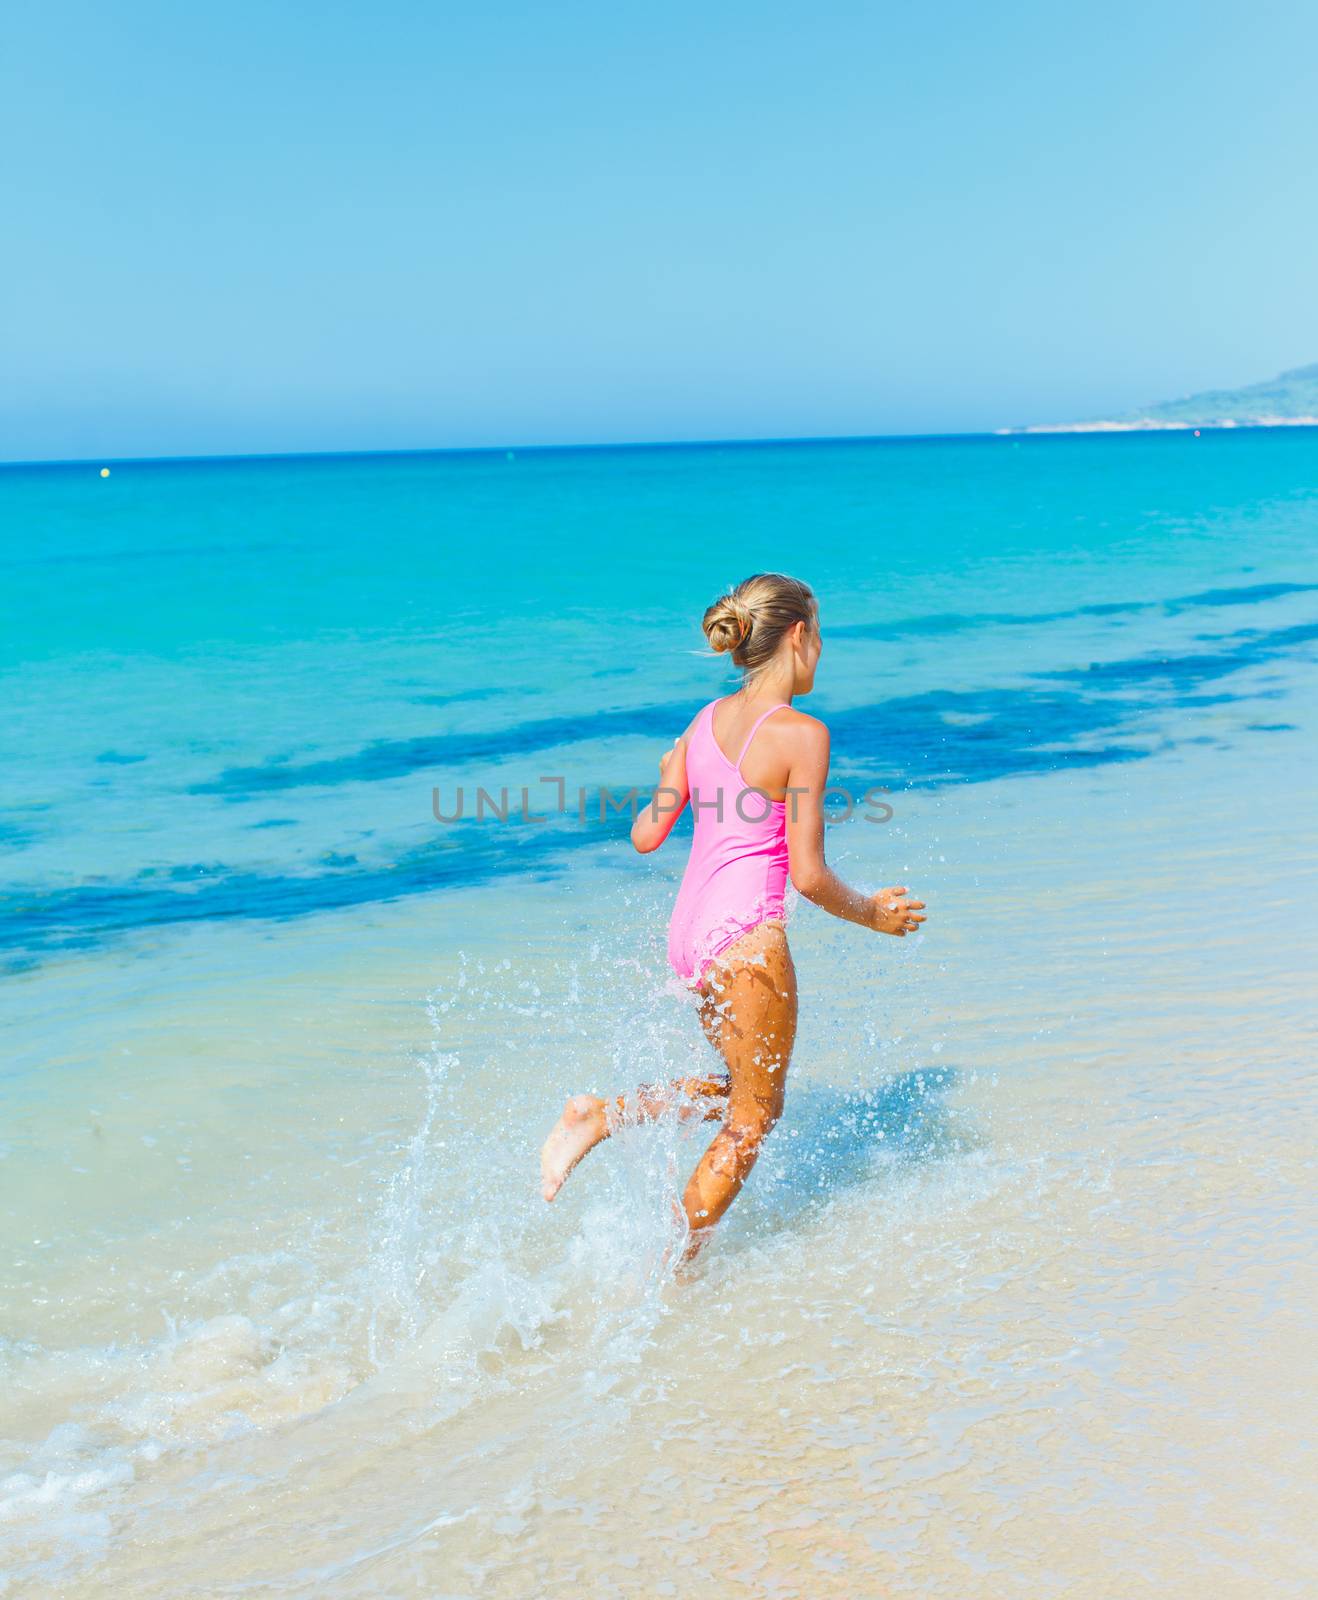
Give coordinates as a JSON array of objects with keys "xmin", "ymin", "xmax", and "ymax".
[
  {"xmin": 764, "ymin": 704, "xmax": 829, "ymax": 752},
  {"xmin": 775, "ymin": 704, "xmax": 828, "ymax": 735}
]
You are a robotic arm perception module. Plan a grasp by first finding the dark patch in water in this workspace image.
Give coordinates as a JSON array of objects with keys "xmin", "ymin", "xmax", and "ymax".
[
  {"xmin": 1034, "ymin": 649, "xmax": 1251, "ymax": 691},
  {"xmin": 1166, "ymin": 582, "xmax": 1316, "ymax": 610},
  {"xmin": 1032, "ymin": 615, "xmax": 1318, "ymax": 694},
  {"xmin": 828, "ymin": 580, "xmax": 1317, "ymax": 642},
  {"xmin": 0, "ymin": 824, "xmax": 601, "ymax": 966},
  {"xmin": 191, "ymin": 704, "xmax": 692, "ymax": 796},
  {"xmin": 95, "ymin": 751, "xmax": 148, "ymax": 765},
  {"xmin": 408, "ymin": 687, "xmax": 508, "ymax": 707},
  {"xmin": 1260, "ymin": 620, "xmax": 1318, "ymax": 650},
  {"xmin": 0, "ymin": 820, "xmax": 38, "ymax": 853},
  {"xmin": 750, "ymin": 1073, "xmax": 966, "ymax": 1234}
]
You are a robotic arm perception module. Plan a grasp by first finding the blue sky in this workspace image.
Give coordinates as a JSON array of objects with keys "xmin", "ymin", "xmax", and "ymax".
[{"xmin": 3, "ymin": 1, "xmax": 1317, "ymax": 461}]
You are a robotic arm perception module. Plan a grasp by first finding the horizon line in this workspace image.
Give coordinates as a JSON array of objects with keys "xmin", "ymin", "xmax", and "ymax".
[
  {"xmin": 4, "ymin": 418, "xmax": 1313, "ymax": 472},
  {"xmin": 0, "ymin": 425, "xmax": 1000, "ymax": 471}
]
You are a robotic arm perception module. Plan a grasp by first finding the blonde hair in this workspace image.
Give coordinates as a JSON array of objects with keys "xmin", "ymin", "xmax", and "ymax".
[{"xmin": 702, "ymin": 572, "xmax": 817, "ymax": 675}]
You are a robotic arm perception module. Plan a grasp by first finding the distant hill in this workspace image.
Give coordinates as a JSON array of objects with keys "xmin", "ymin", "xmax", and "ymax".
[{"xmin": 1002, "ymin": 363, "xmax": 1318, "ymax": 434}]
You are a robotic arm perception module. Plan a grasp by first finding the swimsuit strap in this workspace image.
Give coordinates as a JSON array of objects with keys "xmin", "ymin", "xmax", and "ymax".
[{"xmin": 735, "ymin": 702, "xmax": 788, "ymax": 769}]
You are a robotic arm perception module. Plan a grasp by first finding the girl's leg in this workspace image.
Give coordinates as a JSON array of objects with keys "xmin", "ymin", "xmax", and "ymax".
[
  {"xmin": 540, "ymin": 1075, "xmax": 729, "ymax": 1202},
  {"xmin": 539, "ymin": 922, "xmax": 796, "ymax": 1215},
  {"xmin": 681, "ymin": 922, "xmax": 797, "ymax": 1260}
]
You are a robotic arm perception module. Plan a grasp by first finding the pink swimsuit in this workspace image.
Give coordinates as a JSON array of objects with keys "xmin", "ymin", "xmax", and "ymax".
[{"xmin": 667, "ymin": 698, "xmax": 791, "ymax": 988}]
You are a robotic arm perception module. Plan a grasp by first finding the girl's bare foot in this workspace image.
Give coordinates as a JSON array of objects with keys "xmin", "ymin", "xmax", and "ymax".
[{"xmin": 540, "ymin": 1094, "xmax": 610, "ymax": 1201}]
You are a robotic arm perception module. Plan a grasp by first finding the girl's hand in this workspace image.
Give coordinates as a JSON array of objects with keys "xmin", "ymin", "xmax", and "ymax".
[{"xmin": 867, "ymin": 886, "xmax": 927, "ymax": 936}]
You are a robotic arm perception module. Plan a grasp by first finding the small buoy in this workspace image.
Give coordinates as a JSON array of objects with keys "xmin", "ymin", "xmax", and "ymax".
[
  {"xmin": 100, "ymin": 467, "xmax": 111, "ymax": 477},
  {"xmin": 1193, "ymin": 430, "xmax": 1200, "ymax": 438}
]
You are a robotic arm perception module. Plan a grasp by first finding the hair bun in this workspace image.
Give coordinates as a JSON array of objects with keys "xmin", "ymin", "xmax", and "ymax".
[
  {"xmin": 700, "ymin": 572, "xmax": 816, "ymax": 674},
  {"xmin": 702, "ymin": 594, "xmax": 753, "ymax": 655}
]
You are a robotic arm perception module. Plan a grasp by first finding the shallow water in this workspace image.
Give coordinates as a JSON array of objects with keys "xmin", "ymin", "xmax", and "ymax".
[{"xmin": 2, "ymin": 432, "xmax": 1316, "ymax": 1595}]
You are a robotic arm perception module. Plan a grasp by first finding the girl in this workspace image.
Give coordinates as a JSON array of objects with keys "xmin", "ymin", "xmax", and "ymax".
[{"xmin": 540, "ymin": 572, "xmax": 927, "ymax": 1260}]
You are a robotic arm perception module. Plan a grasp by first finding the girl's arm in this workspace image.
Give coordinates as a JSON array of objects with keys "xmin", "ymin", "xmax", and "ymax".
[
  {"xmin": 630, "ymin": 732, "xmax": 691, "ymax": 853},
  {"xmin": 784, "ymin": 719, "xmax": 926, "ymax": 935}
]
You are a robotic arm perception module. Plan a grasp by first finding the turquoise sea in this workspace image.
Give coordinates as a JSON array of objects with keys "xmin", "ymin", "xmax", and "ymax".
[{"xmin": 2, "ymin": 431, "xmax": 1316, "ymax": 1596}]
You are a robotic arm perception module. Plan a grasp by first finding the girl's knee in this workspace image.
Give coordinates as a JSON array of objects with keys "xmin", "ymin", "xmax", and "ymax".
[
  {"xmin": 705, "ymin": 1115, "xmax": 767, "ymax": 1179},
  {"xmin": 730, "ymin": 1104, "xmax": 779, "ymax": 1147}
]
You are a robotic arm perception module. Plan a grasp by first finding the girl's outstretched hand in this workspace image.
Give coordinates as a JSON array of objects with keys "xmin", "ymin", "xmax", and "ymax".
[{"xmin": 867, "ymin": 886, "xmax": 927, "ymax": 936}]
